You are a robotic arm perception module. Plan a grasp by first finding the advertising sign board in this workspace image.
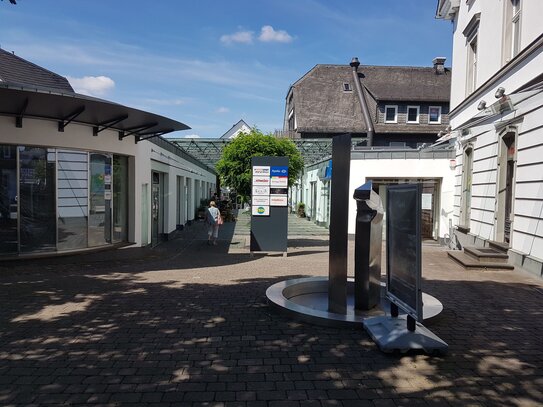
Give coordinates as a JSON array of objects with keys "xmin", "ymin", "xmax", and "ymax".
[
  {"xmin": 386, "ymin": 184, "xmax": 423, "ymax": 322},
  {"xmin": 252, "ymin": 205, "xmax": 270, "ymax": 216}
]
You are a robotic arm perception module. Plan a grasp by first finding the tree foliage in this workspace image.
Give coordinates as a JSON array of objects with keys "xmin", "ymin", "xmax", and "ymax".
[{"xmin": 216, "ymin": 128, "xmax": 304, "ymax": 201}]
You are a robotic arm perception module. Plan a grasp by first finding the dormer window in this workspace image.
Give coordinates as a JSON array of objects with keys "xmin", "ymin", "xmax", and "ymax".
[
  {"xmin": 407, "ymin": 106, "xmax": 420, "ymax": 123},
  {"xmin": 429, "ymin": 106, "xmax": 442, "ymax": 124},
  {"xmin": 343, "ymin": 83, "xmax": 352, "ymax": 92},
  {"xmin": 384, "ymin": 105, "xmax": 398, "ymax": 123}
]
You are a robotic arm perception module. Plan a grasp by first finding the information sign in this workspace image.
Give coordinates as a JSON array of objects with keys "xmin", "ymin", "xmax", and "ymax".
[
  {"xmin": 270, "ymin": 195, "xmax": 288, "ymax": 206},
  {"xmin": 252, "ymin": 205, "xmax": 270, "ymax": 216},
  {"xmin": 386, "ymin": 184, "xmax": 423, "ymax": 321},
  {"xmin": 252, "ymin": 186, "xmax": 270, "ymax": 196},
  {"xmin": 253, "ymin": 196, "xmax": 270, "ymax": 206}
]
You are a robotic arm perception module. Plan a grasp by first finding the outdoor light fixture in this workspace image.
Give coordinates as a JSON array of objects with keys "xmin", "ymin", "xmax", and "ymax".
[
  {"xmin": 449, "ymin": 159, "xmax": 456, "ymax": 170},
  {"xmin": 477, "ymin": 100, "xmax": 487, "ymax": 110},
  {"xmin": 495, "ymin": 87, "xmax": 506, "ymax": 99}
]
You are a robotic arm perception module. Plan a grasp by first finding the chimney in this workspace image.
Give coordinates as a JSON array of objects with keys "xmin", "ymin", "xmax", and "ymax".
[
  {"xmin": 433, "ymin": 57, "xmax": 446, "ymax": 74},
  {"xmin": 349, "ymin": 57, "xmax": 374, "ymax": 146},
  {"xmin": 350, "ymin": 57, "xmax": 360, "ymax": 70}
]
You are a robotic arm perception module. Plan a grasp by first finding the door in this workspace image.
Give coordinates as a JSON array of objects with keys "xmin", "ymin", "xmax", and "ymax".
[
  {"xmin": 88, "ymin": 153, "xmax": 112, "ymax": 246},
  {"xmin": 496, "ymin": 128, "xmax": 517, "ymax": 244},
  {"xmin": 0, "ymin": 145, "xmax": 18, "ymax": 254},
  {"xmin": 151, "ymin": 172, "xmax": 160, "ymax": 245},
  {"xmin": 19, "ymin": 147, "xmax": 57, "ymax": 253}
]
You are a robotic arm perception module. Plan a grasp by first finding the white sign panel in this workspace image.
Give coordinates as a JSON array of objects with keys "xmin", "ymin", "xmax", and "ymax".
[
  {"xmin": 252, "ymin": 186, "xmax": 270, "ymax": 196},
  {"xmin": 422, "ymin": 193, "xmax": 432, "ymax": 210},
  {"xmin": 252, "ymin": 196, "xmax": 270, "ymax": 206},
  {"xmin": 252, "ymin": 166, "xmax": 270, "ymax": 176},
  {"xmin": 252, "ymin": 176, "xmax": 270, "ymax": 185},
  {"xmin": 252, "ymin": 205, "xmax": 270, "ymax": 216},
  {"xmin": 269, "ymin": 195, "xmax": 288, "ymax": 206},
  {"xmin": 270, "ymin": 176, "xmax": 288, "ymax": 187}
]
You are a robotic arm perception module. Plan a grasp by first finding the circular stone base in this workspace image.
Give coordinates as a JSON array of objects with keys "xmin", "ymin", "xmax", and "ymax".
[{"xmin": 266, "ymin": 277, "xmax": 443, "ymax": 328}]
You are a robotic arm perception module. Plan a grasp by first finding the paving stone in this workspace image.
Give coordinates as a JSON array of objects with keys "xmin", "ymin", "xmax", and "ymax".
[{"xmin": 1, "ymin": 217, "xmax": 542, "ymax": 406}]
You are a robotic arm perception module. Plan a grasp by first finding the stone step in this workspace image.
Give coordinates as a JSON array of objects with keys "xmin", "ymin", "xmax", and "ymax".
[
  {"xmin": 447, "ymin": 251, "xmax": 514, "ymax": 270},
  {"xmin": 463, "ymin": 246, "xmax": 509, "ymax": 263},
  {"xmin": 488, "ymin": 240, "xmax": 510, "ymax": 253}
]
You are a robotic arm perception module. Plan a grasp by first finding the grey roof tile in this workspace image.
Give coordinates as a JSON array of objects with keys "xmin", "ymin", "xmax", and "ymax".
[{"xmin": 0, "ymin": 48, "xmax": 74, "ymax": 92}]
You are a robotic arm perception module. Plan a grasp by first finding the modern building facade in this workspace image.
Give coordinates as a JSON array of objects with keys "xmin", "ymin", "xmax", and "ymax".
[
  {"xmin": 0, "ymin": 49, "xmax": 215, "ymax": 258},
  {"xmin": 283, "ymin": 58, "xmax": 451, "ymax": 147},
  {"xmin": 436, "ymin": 0, "xmax": 543, "ymax": 276}
]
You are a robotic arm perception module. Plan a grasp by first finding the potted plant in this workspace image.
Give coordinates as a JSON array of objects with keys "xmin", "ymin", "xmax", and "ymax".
[{"xmin": 297, "ymin": 202, "xmax": 306, "ymax": 218}]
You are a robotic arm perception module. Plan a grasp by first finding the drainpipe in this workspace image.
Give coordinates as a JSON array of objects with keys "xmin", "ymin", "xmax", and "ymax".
[{"xmin": 350, "ymin": 57, "xmax": 374, "ymax": 147}]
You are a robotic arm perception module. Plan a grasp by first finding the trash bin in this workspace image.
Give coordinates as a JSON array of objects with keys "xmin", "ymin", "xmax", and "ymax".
[{"xmin": 353, "ymin": 181, "xmax": 384, "ymax": 310}]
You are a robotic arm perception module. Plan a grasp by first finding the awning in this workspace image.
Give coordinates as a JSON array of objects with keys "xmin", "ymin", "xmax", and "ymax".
[{"xmin": 0, "ymin": 84, "xmax": 190, "ymax": 142}]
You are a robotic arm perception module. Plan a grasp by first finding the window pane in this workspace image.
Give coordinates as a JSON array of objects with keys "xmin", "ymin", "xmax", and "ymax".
[
  {"xmin": 57, "ymin": 150, "xmax": 88, "ymax": 250},
  {"xmin": 0, "ymin": 145, "xmax": 18, "ymax": 254},
  {"xmin": 89, "ymin": 153, "xmax": 112, "ymax": 246},
  {"xmin": 113, "ymin": 155, "xmax": 128, "ymax": 242},
  {"xmin": 407, "ymin": 108, "xmax": 418, "ymax": 122},
  {"xmin": 19, "ymin": 146, "xmax": 56, "ymax": 253},
  {"xmin": 429, "ymin": 107, "xmax": 441, "ymax": 122},
  {"xmin": 385, "ymin": 107, "xmax": 396, "ymax": 122}
]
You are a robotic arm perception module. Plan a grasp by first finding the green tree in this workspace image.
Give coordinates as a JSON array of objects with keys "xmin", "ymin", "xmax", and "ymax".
[{"xmin": 216, "ymin": 128, "xmax": 304, "ymax": 202}]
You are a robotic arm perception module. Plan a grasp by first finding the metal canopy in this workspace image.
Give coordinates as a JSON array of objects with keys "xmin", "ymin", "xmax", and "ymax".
[
  {"xmin": 0, "ymin": 85, "xmax": 190, "ymax": 141},
  {"xmin": 169, "ymin": 137, "xmax": 368, "ymax": 169}
]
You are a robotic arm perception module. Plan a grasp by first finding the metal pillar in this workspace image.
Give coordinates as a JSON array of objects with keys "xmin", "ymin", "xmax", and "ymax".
[{"xmin": 328, "ymin": 134, "xmax": 351, "ymax": 313}]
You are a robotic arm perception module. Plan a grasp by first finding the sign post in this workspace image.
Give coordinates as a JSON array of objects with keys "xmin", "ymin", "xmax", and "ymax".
[{"xmin": 250, "ymin": 156, "xmax": 288, "ymax": 254}]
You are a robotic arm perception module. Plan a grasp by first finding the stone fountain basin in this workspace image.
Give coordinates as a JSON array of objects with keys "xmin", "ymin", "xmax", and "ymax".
[{"xmin": 266, "ymin": 277, "xmax": 443, "ymax": 328}]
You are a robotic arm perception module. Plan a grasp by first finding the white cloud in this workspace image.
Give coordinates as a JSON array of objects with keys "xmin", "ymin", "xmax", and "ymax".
[
  {"xmin": 220, "ymin": 30, "xmax": 254, "ymax": 45},
  {"xmin": 184, "ymin": 134, "xmax": 201, "ymax": 138},
  {"xmin": 216, "ymin": 107, "xmax": 229, "ymax": 113},
  {"xmin": 67, "ymin": 75, "xmax": 115, "ymax": 96},
  {"xmin": 258, "ymin": 26, "xmax": 293, "ymax": 43},
  {"xmin": 142, "ymin": 98, "xmax": 186, "ymax": 106}
]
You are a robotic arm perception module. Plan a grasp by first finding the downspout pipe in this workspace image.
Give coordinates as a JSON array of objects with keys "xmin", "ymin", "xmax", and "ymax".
[{"xmin": 350, "ymin": 57, "xmax": 374, "ymax": 146}]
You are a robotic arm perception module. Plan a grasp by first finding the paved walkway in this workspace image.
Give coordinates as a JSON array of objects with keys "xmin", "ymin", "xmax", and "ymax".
[{"xmin": 1, "ymin": 215, "xmax": 542, "ymax": 406}]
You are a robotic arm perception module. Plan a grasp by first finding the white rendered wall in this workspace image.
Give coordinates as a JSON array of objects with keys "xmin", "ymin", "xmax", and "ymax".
[
  {"xmin": 298, "ymin": 158, "xmax": 455, "ymax": 237},
  {"xmin": 348, "ymin": 159, "xmax": 455, "ymax": 236},
  {"xmin": 0, "ymin": 115, "xmax": 216, "ymax": 248},
  {"xmin": 449, "ymin": 0, "xmax": 543, "ymax": 114}
]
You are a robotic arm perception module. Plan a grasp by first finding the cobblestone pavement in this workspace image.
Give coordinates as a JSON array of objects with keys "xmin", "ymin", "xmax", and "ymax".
[{"xmin": 1, "ymin": 216, "xmax": 542, "ymax": 406}]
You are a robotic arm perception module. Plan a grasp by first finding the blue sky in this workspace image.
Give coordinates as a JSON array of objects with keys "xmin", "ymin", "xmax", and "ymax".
[{"xmin": 0, "ymin": 0, "xmax": 452, "ymax": 138}]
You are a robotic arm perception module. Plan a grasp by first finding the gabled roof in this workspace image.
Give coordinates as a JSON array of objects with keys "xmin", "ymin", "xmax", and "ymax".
[
  {"xmin": 219, "ymin": 119, "xmax": 251, "ymax": 139},
  {"xmin": 289, "ymin": 63, "xmax": 450, "ymax": 134},
  {"xmin": 0, "ymin": 48, "xmax": 74, "ymax": 93}
]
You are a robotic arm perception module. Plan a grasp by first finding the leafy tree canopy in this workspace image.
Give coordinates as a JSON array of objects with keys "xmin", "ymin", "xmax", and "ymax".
[{"xmin": 215, "ymin": 128, "xmax": 304, "ymax": 201}]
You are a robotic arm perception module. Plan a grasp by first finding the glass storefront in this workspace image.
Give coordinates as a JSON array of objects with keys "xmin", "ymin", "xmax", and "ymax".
[
  {"xmin": 19, "ymin": 147, "xmax": 56, "ymax": 253},
  {"xmin": 0, "ymin": 144, "xmax": 129, "ymax": 256},
  {"xmin": 0, "ymin": 146, "xmax": 17, "ymax": 254}
]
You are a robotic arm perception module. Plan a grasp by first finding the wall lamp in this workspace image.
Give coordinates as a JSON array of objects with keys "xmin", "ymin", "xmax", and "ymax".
[
  {"xmin": 495, "ymin": 87, "xmax": 506, "ymax": 99},
  {"xmin": 477, "ymin": 100, "xmax": 487, "ymax": 110}
]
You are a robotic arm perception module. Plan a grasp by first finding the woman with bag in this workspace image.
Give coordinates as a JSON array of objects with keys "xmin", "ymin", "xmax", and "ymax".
[{"xmin": 206, "ymin": 201, "xmax": 221, "ymax": 246}]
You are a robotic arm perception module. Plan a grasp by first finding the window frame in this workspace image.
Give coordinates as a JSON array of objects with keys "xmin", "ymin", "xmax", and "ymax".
[
  {"xmin": 428, "ymin": 106, "xmax": 442, "ymax": 124},
  {"xmin": 384, "ymin": 105, "xmax": 398, "ymax": 123},
  {"xmin": 343, "ymin": 83, "xmax": 352, "ymax": 92},
  {"xmin": 406, "ymin": 105, "xmax": 420, "ymax": 124}
]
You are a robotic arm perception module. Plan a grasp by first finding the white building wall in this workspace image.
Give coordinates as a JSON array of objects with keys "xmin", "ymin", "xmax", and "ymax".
[
  {"xmin": 297, "ymin": 157, "xmax": 455, "ymax": 237},
  {"xmin": 441, "ymin": 0, "xmax": 543, "ymax": 272},
  {"xmin": 348, "ymin": 159, "xmax": 455, "ymax": 236},
  {"xmin": 449, "ymin": 0, "xmax": 543, "ymax": 112},
  {"xmin": 0, "ymin": 116, "xmax": 215, "ymax": 249}
]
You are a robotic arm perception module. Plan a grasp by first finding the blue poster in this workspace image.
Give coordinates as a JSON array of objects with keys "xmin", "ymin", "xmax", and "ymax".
[{"xmin": 270, "ymin": 166, "xmax": 288, "ymax": 176}]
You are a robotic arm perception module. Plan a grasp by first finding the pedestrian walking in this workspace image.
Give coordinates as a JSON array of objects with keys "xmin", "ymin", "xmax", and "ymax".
[{"xmin": 206, "ymin": 201, "xmax": 221, "ymax": 245}]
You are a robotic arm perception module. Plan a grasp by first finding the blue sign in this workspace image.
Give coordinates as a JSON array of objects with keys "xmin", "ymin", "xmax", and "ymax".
[{"xmin": 271, "ymin": 166, "xmax": 289, "ymax": 176}]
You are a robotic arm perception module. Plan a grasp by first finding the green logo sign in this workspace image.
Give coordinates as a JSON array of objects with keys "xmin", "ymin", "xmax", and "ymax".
[{"xmin": 257, "ymin": 207, "xmax": 265, "ymax": 214}]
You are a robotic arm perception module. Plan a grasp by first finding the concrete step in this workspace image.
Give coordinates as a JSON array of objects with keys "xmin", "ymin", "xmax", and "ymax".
[
  {"xmin": 488, "ymin": 240, "xmax": 510, "ymax": 253},
  {"xmin": 463, "ymin": 246, "xmax": 509, "ymax": 263},
  {"xmin": 447, "ymin": 250, "xmax": 514, "ymax": 270}
]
